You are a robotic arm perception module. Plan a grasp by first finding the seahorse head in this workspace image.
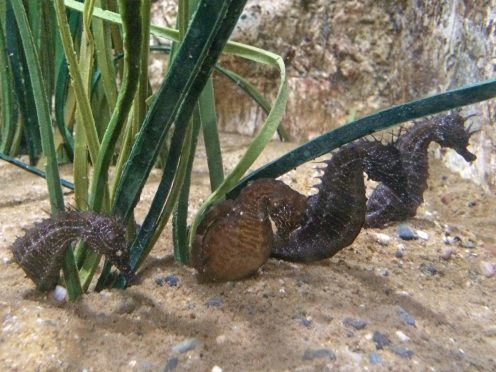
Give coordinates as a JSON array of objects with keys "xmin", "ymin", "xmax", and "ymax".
[
  {"xmin": 433, "ymin": 113, "xmax": 477, "ymax": 162},
  {"xmin": 268, "ymin": 186, "xmax": 307, "ymax": 240},
  {"xmin": 86, "ymin": 213, "xmax": 131, "ymax": 276}
]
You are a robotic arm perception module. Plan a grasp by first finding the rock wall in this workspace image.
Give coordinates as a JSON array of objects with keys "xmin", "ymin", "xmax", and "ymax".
[{"xmin": 151, "ymin": 0, "xmax": 496, "ymax": 190}]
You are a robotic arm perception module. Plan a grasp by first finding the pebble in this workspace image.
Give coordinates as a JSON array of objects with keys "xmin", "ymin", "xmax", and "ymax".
[
  {"xmin": 52, "ymin": 285, "xmax": 67, "ymax": 303},
  {"xmin": 462, "ymin": 239, "xmax": 476, "ymax": 249},
  {"xmin": 211, "ymin": 366, "xmax": 223, "ymax": 372},
  {"xmin": 155, "ymin": 274, "xmax": 179, "ymax": 287},
  {"xmin": 302, "ymin": 348, "xmax": 336, "ymax": 361},
  {"xmin": 368, "ymin": 352, "xmax": 382, "ymax": 365},
  {"xmin": 172, "ymin": 338, "xmax": 200, "ymax": 353},
  {"xmin": 375, "ymin": 233, "xmax": 391, "ymax": 246},
  {"xmin": 397, "ymin": 306, "xmax": 416, "ymax": 326},
  {"xmin": 395, "ymin": 330, "xmax": 410, "ymax": 342},
  {"xmin": 372, "ymin": 331, "xmax": 391, "ymax": 350},
  {"xmin": 293, "ymin": 313, "xmax": 312, "ymax": 328},
  {"xmin": 420, "ymin": 262, "xmax": 438, "ymax": 276},
  {"xmin": 378, "ymin": 268, "xmax": 389, "ymax": 277},
  {"xmin": 441, "ymin": 247, "xmax": 453, "ymax": 260},
  {"xmin": 480, "ymin": 262, "xmax": 495, "ymax": 278},
  {"xmin": 443, "ymin": 235, "xmax": 461, "ymax": 245},
  {"xmin": 342, "ymin": 317, "xmax": 367, "ymax": 330},
  {"xmin": 395, "ymin": 249, "xmax": 404, "ymax": 259},
  {"xmin": 163, "ymin": 357, "xmax": 179, "ymax": 371},
  {"xmin": 397, "ymin": 224, "xmax": 417, "ymax": 240},
  {"xmin": 391, "ymin": 346, "xmax": 414, "ymax": 359},
  {"xmin": 416, "ymin": 230, "xmax": 429, "ymax": 241},
  {"xmin": 207, "ymin": 297, "xmax": 223, "ymax": 307}
]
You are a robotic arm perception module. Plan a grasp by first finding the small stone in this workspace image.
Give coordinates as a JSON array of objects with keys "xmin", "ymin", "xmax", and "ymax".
[
  {"xmin": 207, "ymin": 297, "xmax": 223, "ymax": 307},
  {"xmin": 420, "ymin": 262, "xmax": 438, "ymax": 276},
  {"xmin": 377, "ymin": 268, "xmax": 389, "ymax": 277},
  {"xmin": 462, "ymin": 239, "xmax": 476, "ymax": 249},
  {"xmin": 293, "ymin": 313, "xmax": 312, "ymax": 328},
  {"xmin": 397, "ymin": 224, "xmax": 417, "ymax": 240},
  {"xmin": 303, "ymin": 348, "xmax": 336, "ymax": 361},
  {"xmin": 441, "ymin": 247, "xmax": 453, "ymax": 260},
  {"xmin": 211, "ymin": 366, "xmax": 222, "ymax": 372},
  {"xmin": 416, "ymin": 230, "xmax": 429, "ymax": 241},
  {"xmin": 391, "ymin": 346, "xmax": 414, "ymax": 359},
  {"xmin": 342, "ymin": 317, "xmax": 367, "ymax": 330},
  {"xmin": 397, "ymin": 306, "xmax": 416, "ymax": 326},
  {"xmin": 443, "ymin": 235, "xmax": 461, "ymax": 245},
  {"xmin": 395, "ymin": 249, "xmax": 404, "ymax": 259},
  {"xmin": 172, "ymin": 338, "xmax": 200, "ymax": 353},
  {"xmin": 155, "ymin": 274, "xmax": 179, "ymax": 287},
  {"xmin": 52, "ymin": 285, "xmax": 67, "ymax": 303},
  {"xmin": 375, "ymin": 233, "xmax": 391, "ymax": 246},
  {"xmin": 368, "ymin": 352, "xmax": 381, "ymax": 365},
  {"xmin": 395, "ymin": 330, "xmax": 410, "ymax": 342},
  {"xmin": 164, "ymin": 357, "xmax": 179, "ymax": 371},
  {"xmin": 372, "ymin": 331, "xmax": 391, "ymax": 350},
  {"xmin": 480, "ymin": 262, "xmax": 495, "ymax": 278}
]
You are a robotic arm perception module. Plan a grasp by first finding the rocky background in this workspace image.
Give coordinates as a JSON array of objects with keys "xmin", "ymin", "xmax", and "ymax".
[{"xmin": 151, "ymin": 0, "xmax": 496, "ymax": 190}]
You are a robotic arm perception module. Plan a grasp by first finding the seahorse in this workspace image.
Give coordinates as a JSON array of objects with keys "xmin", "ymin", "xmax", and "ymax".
[
  {"xmin": 365, "ymin": 112, "xmax": 477, "ymax": 228},
  {"xmin": 11, "ymin": 211, "xmax": 130, "ymax": 291},
  {"xmin": 271, "ymin": 140, "xmax": 405, "ymax": 262},
  {"xmin": 191, "ymin": 179, "xmax": 307, "ymax": 282}
]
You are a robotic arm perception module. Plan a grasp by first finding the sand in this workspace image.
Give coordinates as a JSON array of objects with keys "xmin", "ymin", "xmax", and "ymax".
[{"xmin": 1, "ymin": 134, "xmax": 495, "ymax": 371}]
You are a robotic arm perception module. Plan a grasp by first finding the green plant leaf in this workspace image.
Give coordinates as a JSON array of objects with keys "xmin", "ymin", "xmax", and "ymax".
[
  {"xmin": 227, "ymin": 78, "xmax": 496, "ymax": 198},
  {"xmin": 111, "ymin": 0, "xmax": 249, "ymax": 223}
]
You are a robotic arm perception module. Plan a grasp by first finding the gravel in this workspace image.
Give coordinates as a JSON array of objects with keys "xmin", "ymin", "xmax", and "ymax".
[
  {"xmin": 302, "ymin": 348, "xmax": 336, "ymax": 361},
  {"xmin": 368, "ymin": 352, "xmax": 382, "ymax": 365},
  {"xmin": 163, "ymin": 357, "xmax": 179, "ymax": 371},
  {"xmin": 52, "ymin": 285, "xmax": 67, "ymax": 303},
  {"xmin": 397, "ymin": 224, "xmax": 417, "ymax": 240},
  {"xmin": 154, "ymin": 274, "xmax": 179, "ymax": 287},
  {"xmin": 372, "ymin": 331, "xmax": 391, "ymax": 350},
  {"xmin": 441, "ymin": 247, "xmax": 453, "ymax": 260},
  {"xmin": 293, "ymin": 313, "xmax": 312, "ymax": 328},
  {"xmin": 480, "ymin": 262, "xmax": 495, "ymax": 278},
  {"xmin": 342, "ymin": 317, "xmax": 367, "ymax": 330},
  {"xmin": 416, "ymin": 230, "xmax": 429, "ymax": 240},
  {"xmin": 206, "ymin": 297, "xmax": 223, "ymax": 307},
  {"xmin": 375, "ymin": 233, "xmax": 391, "ymax": 246},
  {"xmin": 420, "ymin": 262, "xmax": 439, "ymax": 276},
  {"xmin": 397, "ymin": 306, "xmax": 416, "ymax": 327},
  {"xmin": 391, "ymin": 346, "xmax": 414, "ymax": 359},
  {"xmin": 172, "ymin": 338, "xmax": 200, "ymax": 353}
]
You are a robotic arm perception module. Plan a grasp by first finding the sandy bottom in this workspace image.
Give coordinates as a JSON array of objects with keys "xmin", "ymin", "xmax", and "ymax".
[{"xmin": 1, "ymin": 134, "xmax": 495, "ymax": 371}]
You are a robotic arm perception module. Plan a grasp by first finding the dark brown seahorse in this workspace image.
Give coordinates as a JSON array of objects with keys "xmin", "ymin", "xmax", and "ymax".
[
  {"xmin": 11, "ymin": 211, "xmax": 130, "ymax": 291},
  {"xmin": 365, "ymin": 112, "xmax": 477, "ymax": 228},
  {"xmin": 191, "ymin": 179, "xmax": 307, "ymax": 282},
  {"xmin": 271, "ymin": 140, "xmax": 405, "ymax": 262}
]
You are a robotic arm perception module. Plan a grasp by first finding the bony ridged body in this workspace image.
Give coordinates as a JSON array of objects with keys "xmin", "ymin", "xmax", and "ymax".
[{"xmin": 191, "ymin": 179, "xmax": 306, "ymax": 282}]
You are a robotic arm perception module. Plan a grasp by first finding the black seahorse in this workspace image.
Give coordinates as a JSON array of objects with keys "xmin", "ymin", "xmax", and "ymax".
[
  {"xmin": 270, "ymin": 139, "xmax": 405, "ymax": 262},
  {"xmin": 192, "ymin": 139, "xmax": 406, "ymax": 281},
  {"xmin": 365, "ymin": 112, "xmax": 477, "ymax": 228},
  {"xmin": 11, "ymin": 211, "xmax": 130, "ymax": 291}
]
